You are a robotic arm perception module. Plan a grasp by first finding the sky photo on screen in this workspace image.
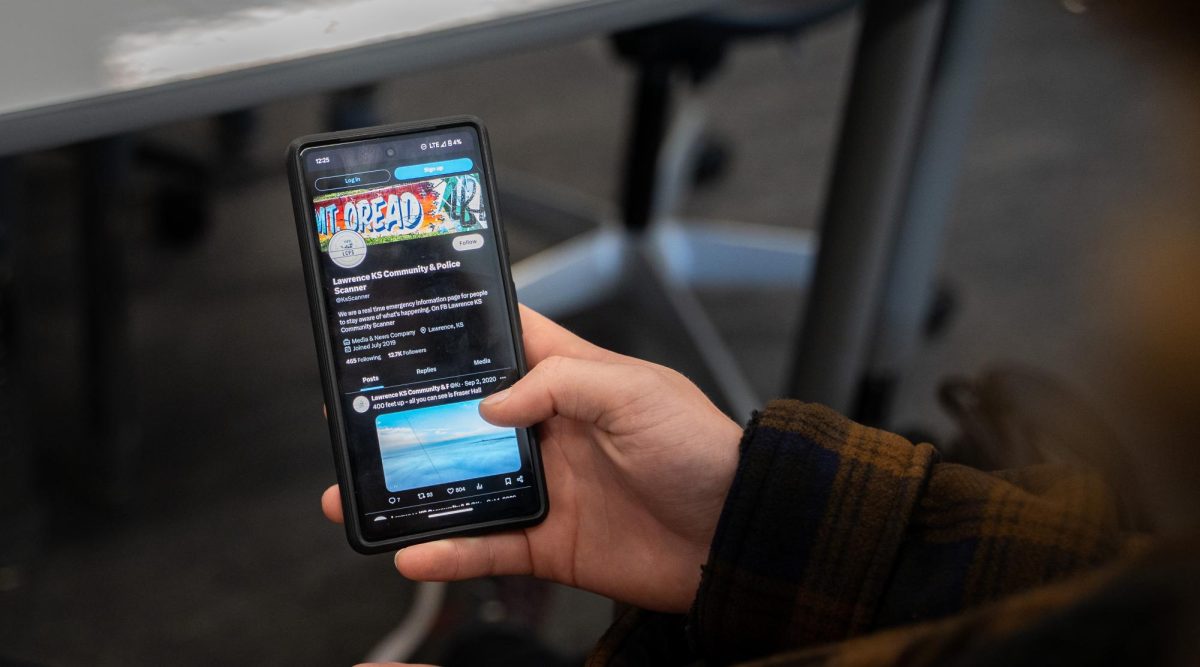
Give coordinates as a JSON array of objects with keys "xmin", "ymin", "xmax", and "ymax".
[{"xmin": 375, "ymin": 399, "xmax": 520, "ymax": 492}]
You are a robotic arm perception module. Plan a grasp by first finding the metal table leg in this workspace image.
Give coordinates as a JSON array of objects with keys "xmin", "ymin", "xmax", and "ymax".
[
  {"xmin": 859, "ymin": 0, "xmax": 1001, "ymax": 426},
  {"xmin": 78, "ymin": 138, "xmax": 140, "ymax": 505},
  {"xmin": 787, "ymin": 0, "xmax": 946, "ymax": 414},
  {"xmin": 0, "ymin": 158, "xmax": 46, "ymax": 568}
]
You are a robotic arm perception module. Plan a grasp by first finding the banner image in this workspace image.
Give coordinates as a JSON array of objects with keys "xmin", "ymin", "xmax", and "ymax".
[{"xmin": 313, "ymin": 173, "xmax": 487, "ymax": 250}]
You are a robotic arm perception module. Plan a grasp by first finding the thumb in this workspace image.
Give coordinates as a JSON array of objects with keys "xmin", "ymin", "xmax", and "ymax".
[{"xmin": 480, "ymin": 355, "xmax": 657, "ymax": 428}]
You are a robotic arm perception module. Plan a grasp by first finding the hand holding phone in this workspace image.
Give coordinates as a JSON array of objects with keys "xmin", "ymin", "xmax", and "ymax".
[
  {"xmin": 323, "ymin": 305, "xmax": 744, "ymax": 614},
  {"xmin": 289, "ymin": 117, "xmax": 547, "ymax": 551}
]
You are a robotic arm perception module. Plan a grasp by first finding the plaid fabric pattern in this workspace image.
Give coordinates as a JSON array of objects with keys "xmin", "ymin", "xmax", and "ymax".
[
  {"xmin": 745, "ymin": 537, "xmax": 1200, "ymax": 667},
  {"xmin": 688, "ymin": 401, "xmax": 938, "ymax": 664},
  {"xmin": 752, "ymin": 564, "xmax": 1120, "ymax": 667},
  {"xmin": 588, "ymin": 400, "xmax": 1139, "ymax": 666},
  {"xmin": 873, "ymin": 462, "xmax": 1123, "ymax": 628}
]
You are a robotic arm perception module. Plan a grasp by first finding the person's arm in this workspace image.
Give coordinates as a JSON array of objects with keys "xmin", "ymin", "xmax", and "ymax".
[
  {"xmin": 682, "ymin": 400, "xmax": 1126, "ymax": 665},
  {"xmin": 320, "ymin": 308, "xmax": 1129, "ymax": 666}
]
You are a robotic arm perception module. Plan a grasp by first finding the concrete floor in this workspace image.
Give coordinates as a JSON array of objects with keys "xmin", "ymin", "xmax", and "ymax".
[{"xmin": 0, "ymin": 0, "xmax": 1185, "ymax": 664}]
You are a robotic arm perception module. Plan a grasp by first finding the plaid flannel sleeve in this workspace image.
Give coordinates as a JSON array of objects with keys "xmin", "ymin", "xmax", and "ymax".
[{"xmin": 686, "ymin": 400, "xmax": 1124, "ymax": 665}]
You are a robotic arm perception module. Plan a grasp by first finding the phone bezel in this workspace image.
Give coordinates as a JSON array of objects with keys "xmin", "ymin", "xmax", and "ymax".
[{"xmin": 287, "ymin": 116, "xmax": 548, "ymax": 553}]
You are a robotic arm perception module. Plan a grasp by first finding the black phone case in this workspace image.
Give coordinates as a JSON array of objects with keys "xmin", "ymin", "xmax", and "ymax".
[{"xmin": 286, "ymin": 116, "xmax": 548, "ymax": 553}]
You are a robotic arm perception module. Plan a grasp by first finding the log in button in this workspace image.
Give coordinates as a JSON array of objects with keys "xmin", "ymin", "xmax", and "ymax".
[{"xmin": 314, "ymin": 169, "xmax": 391, "ymax": 192}]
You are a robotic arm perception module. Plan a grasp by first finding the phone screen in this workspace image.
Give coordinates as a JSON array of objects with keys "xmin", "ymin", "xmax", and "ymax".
[{"xmin": 296, "ymin": 124, "xmax": 541, "ymax": 543}]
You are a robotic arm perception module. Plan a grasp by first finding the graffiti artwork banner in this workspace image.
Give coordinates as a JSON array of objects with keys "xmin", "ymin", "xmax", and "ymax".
[{"xmin": 313, "ymin": 173, "xmax": 487, "ymax": 249}]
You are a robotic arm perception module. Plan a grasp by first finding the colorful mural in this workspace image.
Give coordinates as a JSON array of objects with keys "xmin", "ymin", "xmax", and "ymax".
[{"xmin": 313, "ymin": 173, "xmax": 487, "ymax": 249}]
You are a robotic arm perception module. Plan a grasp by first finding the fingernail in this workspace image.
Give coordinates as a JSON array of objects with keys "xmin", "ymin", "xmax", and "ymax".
[{"xmin": 482, "ymin": 389, "xmax": 511, "ymax": 405}]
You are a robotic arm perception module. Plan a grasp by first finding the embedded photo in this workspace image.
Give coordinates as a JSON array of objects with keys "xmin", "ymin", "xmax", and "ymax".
[{"xmin": 375, "ymin": 398, "xmax": 520, "ymax": 492}]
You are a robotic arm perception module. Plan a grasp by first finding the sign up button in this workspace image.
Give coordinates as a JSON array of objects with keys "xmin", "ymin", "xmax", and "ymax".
[
  {"xmin": 452, "ymin": 234, "xmax": 485, "ymax": 251},
  {"xmin": 394, "ymin": 158, "xmax": 474, "ymax": 182}
]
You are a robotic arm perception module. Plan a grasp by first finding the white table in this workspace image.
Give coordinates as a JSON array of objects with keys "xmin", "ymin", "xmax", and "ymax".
[
  {"xmin": 0, "ymin": 0, "xmax": 719, "ymax": 155},
  {"xmin": 0, "ymin": 0, "xmax": 997, "ymax": 464}
]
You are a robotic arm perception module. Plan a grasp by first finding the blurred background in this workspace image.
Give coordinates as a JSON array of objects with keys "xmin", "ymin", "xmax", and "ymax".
[{"xmin": 0, "ymin": 0, "xmax": 1192, "ymax": 664}]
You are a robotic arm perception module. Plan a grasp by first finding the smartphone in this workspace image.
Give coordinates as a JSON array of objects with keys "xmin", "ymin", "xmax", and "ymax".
[{"xmin": 287, "ymin": 117, "xmax": 548, "ymax": 553}]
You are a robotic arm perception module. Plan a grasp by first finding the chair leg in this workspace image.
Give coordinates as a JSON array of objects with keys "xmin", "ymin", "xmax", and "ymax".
[
  {"xmin": 620, "ymin": 61, "xmax": 673, "ymax": 232},
  {"xmin": 513, "ymin": 228, "xmax": 627, "ymax": 320}
]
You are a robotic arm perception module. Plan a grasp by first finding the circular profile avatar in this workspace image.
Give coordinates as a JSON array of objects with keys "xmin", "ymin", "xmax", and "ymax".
[
  {"xmin": 352, "ymin": 395, "xmax": 370, "ymax": 414},
  {"xmin": 328, "ymin": 229, "xmax": 367, "ymax": 268}
]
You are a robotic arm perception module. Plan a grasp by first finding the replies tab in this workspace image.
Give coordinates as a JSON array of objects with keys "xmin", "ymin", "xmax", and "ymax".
[{"xmin": 394, "ymin": 158, "xmax": 474, "ymax": 182}]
